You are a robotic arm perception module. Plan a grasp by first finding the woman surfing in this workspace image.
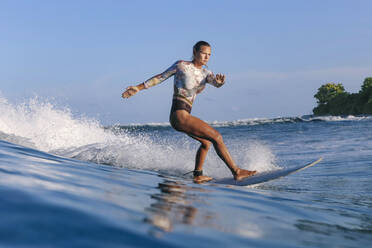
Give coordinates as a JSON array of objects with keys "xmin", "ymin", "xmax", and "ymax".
[{"xmin": 122, "ymin": 41, "xmax": 256, "ymax": 183}]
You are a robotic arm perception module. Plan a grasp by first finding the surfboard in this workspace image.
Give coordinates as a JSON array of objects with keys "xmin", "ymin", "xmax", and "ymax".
[{"xmin": 212, "ymin": 158, "xmax": 323, "ymax": 186}]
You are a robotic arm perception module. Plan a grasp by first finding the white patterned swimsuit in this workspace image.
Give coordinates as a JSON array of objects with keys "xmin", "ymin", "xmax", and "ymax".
[{"xmin": 143, "ymin": 60, "xmax": 223, "ymax": 112}]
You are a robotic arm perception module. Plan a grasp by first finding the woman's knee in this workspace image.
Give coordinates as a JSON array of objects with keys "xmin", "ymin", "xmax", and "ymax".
[
  {"xmin": 211, "ymin": 131, "xmax": 223, "ymax": 145},
  {"xmin": 200, "ymin": 140, "xmax": 212, "ymax": 150}
]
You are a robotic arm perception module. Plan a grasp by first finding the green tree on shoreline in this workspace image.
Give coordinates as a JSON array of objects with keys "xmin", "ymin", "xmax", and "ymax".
[
  {"xmin": 359, "ymin": 78, "xmax": 372, "ymax": 114},
  {"xmin": 313, "ymin": 77, "xmax": 372, "ymax": 115},
  {"xmin": 314, "ymin": 83, "xmax": 345, "ymax": 104}
]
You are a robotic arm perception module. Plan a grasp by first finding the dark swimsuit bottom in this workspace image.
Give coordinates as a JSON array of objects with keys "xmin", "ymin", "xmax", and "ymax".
[{"xmin": 170, "ymin": 99, "xmax": 192, "ymax": 114}]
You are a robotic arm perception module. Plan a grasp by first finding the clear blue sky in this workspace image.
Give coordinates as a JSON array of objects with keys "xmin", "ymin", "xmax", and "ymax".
[{"xmin": 1, "ymin": 0, "xmax": 371, "ymax": 124}]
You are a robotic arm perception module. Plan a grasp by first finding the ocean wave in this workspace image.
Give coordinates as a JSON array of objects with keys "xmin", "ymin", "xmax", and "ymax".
[
  {"xmin": 121, "ymin": 115, "xmax": 372, "ymax": 129},
  {"xmin": 0, "ymin": 95, "xmax": 278, "ymax": 178},
  {"xmin": 1, "ymin": 94, "xmax": 369, "ymax": 178},
  {"xmin": 208, "ymin": 115, "xmax": 372, "ymax": 127}
]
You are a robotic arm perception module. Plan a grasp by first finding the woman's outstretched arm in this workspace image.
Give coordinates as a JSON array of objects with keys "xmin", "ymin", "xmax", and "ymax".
[
  {"xmin": 121, "ymin": 83, "xmax": 146, "ymax": 98},
  {"xmin": 121, "ymin": 61, "xmax": 178, "ymax": 99}
]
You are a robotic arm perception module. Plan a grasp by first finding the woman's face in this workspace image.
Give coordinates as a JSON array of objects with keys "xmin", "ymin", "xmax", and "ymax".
[{"xmin": 194, "ymin": 45, "xmax": 211, "ymax": 66}]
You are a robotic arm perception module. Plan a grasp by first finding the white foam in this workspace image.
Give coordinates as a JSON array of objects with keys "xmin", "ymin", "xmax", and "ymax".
[
  {"xmin": 0, "ymin": 95, "xmax": 196, "ymax": 175},
  {"xmin": 240, "ymin": 141, "xmax": 279, "ymax": 172},
  {"xmin": 127, "ymin": 122, "xmax": 170, "ymax": 127},
  {"xmin": 0, "ymin": 95, "xmax": 122, "ymax": 151},
  {"xmin": 0, "ymin": 95, "xmax": 279, "ymax": 178},
  {"xmin": 308, "ymin": 115, "xmax": 372, "ymax": 122}
]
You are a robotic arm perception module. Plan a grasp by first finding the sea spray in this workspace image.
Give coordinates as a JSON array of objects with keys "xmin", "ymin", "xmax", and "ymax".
[
  {"xmin": 240, "ymin": 141, "xmax": 279, "ymax": 172},
  {"xmin": 0, "ymin": 95, "xmax": 280, "ymax": 178},
  {"xmin": 0, "ymin": 95, "xmax": 200, "ymax": 175},
  {"xmin": 0, "ymin": 95, "xmax": 118, "ymax": 151}
]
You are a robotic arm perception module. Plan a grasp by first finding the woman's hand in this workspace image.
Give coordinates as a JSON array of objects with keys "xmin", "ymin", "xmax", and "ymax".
[
  {"xmin": 215, "ymin": 74, "xmax": 225, "ymax": 87},
  {"xmin": 122, "ymin": 86, "xmax": 139, "ymax": 98}
]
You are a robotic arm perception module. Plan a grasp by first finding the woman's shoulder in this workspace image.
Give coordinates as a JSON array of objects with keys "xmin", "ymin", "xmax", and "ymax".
[
  {"xmin": 171, "ymin": 60, "xmax": 193, "ymax": 71},
  {"xmin": 174, "ymin": 60, "xmax": 192, "ymax": 66}
]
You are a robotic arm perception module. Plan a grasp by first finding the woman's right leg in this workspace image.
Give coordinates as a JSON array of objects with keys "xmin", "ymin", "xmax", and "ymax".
[
  {"xmin": 187, "ymin": 134, "xmax": 213, "ymax": 183},
  {"xmin": 188, "ymin": 134, "xmax": 211, "ymax": 172}
]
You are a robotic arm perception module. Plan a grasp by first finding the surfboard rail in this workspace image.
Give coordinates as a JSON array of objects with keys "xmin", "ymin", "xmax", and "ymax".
[{"xmin": 212, "ymin": 158, "xmax": 323, "ymax": 186}]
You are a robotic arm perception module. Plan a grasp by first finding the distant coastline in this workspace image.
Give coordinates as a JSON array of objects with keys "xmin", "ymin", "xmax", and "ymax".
[{"xmin": 313, "ymin": 77, "xmax": 372, "ymax": 115}]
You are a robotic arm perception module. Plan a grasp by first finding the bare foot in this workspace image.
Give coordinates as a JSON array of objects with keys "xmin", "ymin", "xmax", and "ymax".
[
  {"xmin": 234, "ymin": 169, "xmax": 257, "ymax": 181},
  {"xmin": 193, "ymin": 175, "xmax": 213, "ymax": 184}
]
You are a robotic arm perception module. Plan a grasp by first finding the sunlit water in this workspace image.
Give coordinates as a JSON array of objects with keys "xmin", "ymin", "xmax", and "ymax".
[{"xmin": 0, "ymin": 96, "xmax": 371, "ymax": 247}]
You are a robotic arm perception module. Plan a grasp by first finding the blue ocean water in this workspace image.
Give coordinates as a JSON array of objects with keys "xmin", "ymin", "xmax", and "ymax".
[{"xmin": 0, "ymin": 97, "xmax": 371, "ymax": 247}]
